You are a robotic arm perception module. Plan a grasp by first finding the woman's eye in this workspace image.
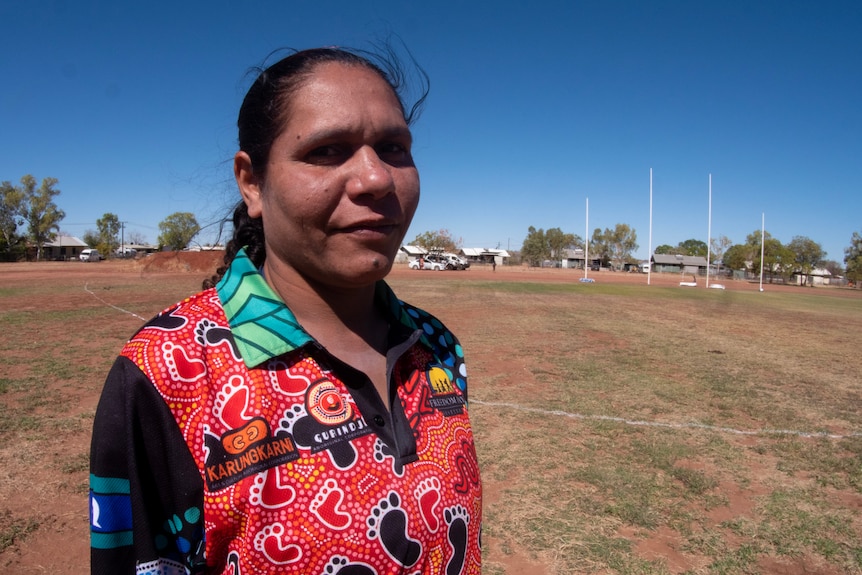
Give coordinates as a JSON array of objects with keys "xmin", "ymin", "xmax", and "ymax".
[
  {"xmin": 306, "ymin": 146, "xmax": 345, "ymax": 163},
  {"xmin": 377, "ymin": 143, "xmax": 412, "ymax": 164}
]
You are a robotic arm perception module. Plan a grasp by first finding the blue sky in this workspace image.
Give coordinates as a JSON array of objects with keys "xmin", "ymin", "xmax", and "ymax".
[{"xmin": 2, "ymin": 1, "xmax": 860, "ymax": 262}]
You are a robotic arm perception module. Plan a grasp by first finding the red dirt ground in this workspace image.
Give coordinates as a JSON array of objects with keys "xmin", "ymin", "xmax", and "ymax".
[{"xmin": 0, "ymin": 252, "xmax": 857, "ymax": 574}]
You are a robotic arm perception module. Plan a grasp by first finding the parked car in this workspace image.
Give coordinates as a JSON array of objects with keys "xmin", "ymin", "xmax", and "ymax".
[
  {"xmin": 426, "ymin": 253, "xmax": 463, "ymax": 270},
  {"xmin": 80, "ymin": 249, "xmax": 102, "ymax": 262},
  {"xmin": 409, "ymin": 256, "xmax": 445, "ymax": 271},
  {"xmin": 421, "ymin": 252, "xmax": 468, "ymax": 270},
  {"xmin": 116, "ymin": 247, "xmax": 137, "ymax": 258},
  {"xmin": 441, "ymin": 253, "xmax": 470, "ymax": 270}
]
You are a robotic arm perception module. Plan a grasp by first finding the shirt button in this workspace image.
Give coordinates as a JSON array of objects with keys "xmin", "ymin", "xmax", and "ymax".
[{"xmin": 373, "ymin": 415, "xmax": 385, "ymax": 427}]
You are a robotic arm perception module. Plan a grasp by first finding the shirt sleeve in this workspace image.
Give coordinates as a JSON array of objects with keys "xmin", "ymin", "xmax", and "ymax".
[{"xmin": 90, "ymin": 356, "xmax": 206, "ymax": 575}]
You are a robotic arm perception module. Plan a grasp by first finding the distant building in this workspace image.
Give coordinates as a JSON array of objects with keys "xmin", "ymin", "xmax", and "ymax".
[
  {"xmin": 651, "ymin": 254, "xmax": 708, "ymax": 275},
  {"xmin": 460, "ymin": 248, "xmax": 510, "ymax": 266},
  {"xmin": 560, "ymin": 248, "xmax": 603, "ymax": 269},
  {"xmin": 794, "ymin": 267, "xmax": 834, "ymax": 286},
  {"xmin": 43, "ymin": 235, "xmax": 88, "ymax": 261}
]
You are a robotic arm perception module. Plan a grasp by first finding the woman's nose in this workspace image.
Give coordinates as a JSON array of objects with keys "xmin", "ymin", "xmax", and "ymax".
[{"xmin": 345, "ymin": 146, "xmax": 395, "ymax": 199}]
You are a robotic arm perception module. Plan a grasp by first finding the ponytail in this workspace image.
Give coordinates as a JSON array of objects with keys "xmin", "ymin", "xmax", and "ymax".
[{"xmin": 202, "ymin": 201, "xmax": 265, "ymax": 289}]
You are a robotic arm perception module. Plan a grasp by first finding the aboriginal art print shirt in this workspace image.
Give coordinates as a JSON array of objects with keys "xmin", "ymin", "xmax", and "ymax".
[{"xmin": 90, "ymin": 249, "xmax": 482, "ymax": 575}]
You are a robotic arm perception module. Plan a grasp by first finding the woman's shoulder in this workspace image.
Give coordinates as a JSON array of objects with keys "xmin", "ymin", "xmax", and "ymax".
[
  {"xmin": 398, "ymin": 298, "xmax": 454, "ymax": 332},
  {"xmin": 123, "ymin": 288, "xmax": 226, "ymax": 353}
]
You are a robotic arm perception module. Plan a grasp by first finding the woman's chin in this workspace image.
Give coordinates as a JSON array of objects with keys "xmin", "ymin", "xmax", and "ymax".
[{"xmin": 326, "ymin": 255, "xmax": 396, "ymax": 287}]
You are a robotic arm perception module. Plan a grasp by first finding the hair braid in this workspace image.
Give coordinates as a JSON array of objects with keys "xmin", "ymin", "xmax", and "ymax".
[{"xmin": 202, "ymin": 201, "xmax": 265, "ymax": 289}]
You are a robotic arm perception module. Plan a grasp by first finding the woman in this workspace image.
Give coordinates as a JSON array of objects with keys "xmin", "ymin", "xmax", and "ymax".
[{"xmin": 90, "ymin": 47, "xmax": 482, "ymax": 575}]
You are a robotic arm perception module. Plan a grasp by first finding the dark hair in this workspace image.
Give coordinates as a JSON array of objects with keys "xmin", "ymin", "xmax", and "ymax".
[{"xmin": 204, "ymin": 46, "xmax": 428, "ymax": 289}]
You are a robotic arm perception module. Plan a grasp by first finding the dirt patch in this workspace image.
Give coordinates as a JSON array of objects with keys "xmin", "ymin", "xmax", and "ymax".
[
  {"xmin": 134, "ymin": 250, "xmax": 224, "ymax": 274},
  {"xmin": 1, "ymin": 257, "xmax": 859, "ymax": 574},
  {"xmin": 391, "ymin": 263, "xmax": 859, "ymax": 297}
]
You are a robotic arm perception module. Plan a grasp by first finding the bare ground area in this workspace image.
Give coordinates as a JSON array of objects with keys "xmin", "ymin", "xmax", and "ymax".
[{"xmin": 1, "ymin": 253, "xmax": 859, "ymax": 574}]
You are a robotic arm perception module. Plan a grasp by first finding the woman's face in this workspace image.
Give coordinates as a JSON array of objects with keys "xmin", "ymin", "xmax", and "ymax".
[{"xmin": 238, "ymin": 62, "xmax": 420, "ymax": 289}]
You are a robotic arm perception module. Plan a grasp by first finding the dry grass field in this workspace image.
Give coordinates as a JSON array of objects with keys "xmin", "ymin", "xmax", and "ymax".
[{"xmin": 1, "ymin": 253, "xmax": 861, "ymax": 574}]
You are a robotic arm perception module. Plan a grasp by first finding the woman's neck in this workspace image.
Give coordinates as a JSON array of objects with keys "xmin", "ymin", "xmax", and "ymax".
[
  {"xmin": 262, "ymin": 258, "xmax": 391, "ymax": 404},
  {"xmin": 261, "ymin": 259, "xmax": 385, "ymax": 351}
]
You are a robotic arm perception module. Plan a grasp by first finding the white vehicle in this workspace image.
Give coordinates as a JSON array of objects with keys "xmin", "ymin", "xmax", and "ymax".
[
  {"xmin": 80, "ymin": 249, "xmax": 102, "ymax": 262},
  {"xmin": 441, "ymin": 253, "xmax": 470, "ymax": 270},
  {"xmin": 409, "ymin": 256, "xmax": 445, "ymax": 271}
]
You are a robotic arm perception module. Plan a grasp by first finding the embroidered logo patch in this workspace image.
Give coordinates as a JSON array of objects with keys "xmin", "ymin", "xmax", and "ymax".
[
  {"xmin": 204, "ymin": 417, "xmax": 299, "ymax": 491},
  {"xmin": 425, "ymin": 365, "xmax": 465, "ymax": 416},
  {"xmin": 307, "ymin": 380, "xmax": 354, "ymax": 425}
]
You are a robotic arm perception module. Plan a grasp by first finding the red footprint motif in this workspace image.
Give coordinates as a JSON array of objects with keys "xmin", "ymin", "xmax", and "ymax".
[
  {"xmin": 249, "ymin": 467, "xmax": 295, "ymax": 509},
  {"xmin": 414, "ymin": 477, "xmax": 442, "ymax": 532},
  {"xmin": 310, "ymin": 478, "xmax": 351, "ymax": 530},
  {"xmin": 162, "ymin": 342, "xmax": 206, "ymax": 382},
  {"xmin": 253, "ymin": 524, "xmax": 302, "ymax": 565},
  {"xmin": 214, "ymin": 376, "xmax": 252, "ymax": 429},
  {"xmin": 267, "ymin": 360, "xmax": 311, "ymax": 395}
]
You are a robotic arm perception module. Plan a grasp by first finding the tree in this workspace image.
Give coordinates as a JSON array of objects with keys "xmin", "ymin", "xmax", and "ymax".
[
  {"xmin": 722, "ymin": 244, "xmax": 750, "ymax": 273},
  {"xmin": 96, "ymin": 212, "xmax": 122, "ymax": 255},
  {"xmin": 521, "ymin": 226, "xmax": 548, "ymax": 267},
  {"xmin": 676, "ymin": 238, "xmax": 708, "ymax": 257},
  {"xmin": 593, "ymin": 224, "xmax": 638, "ymax": 270},
  {"xmin": 654, "ymin": 244, "xmax": 675, "ymax": 255},
  {"xmin": 773, "ymin": 242, "xmax": 797, "ymax": 282},
  {"xmin": 82, "ymin": 230, "xmax": 100, "ymax": 248},
  {"xmin": 411, "ymin": 229, "xmax": 460, "ymax": 253},
  {"xmin": 748, "ymin": 231, "xmax": 793, "ymax": 284},
  {"xmin": 127, "ymin": 230, "xmax": 148, "ymax": 245},
  {"xmin": 0, "ymin": 180, "xmax": 26, "ymax": 259},
  {"xmin": 710, "ymin": 235, "xmax": 732, "ymax": 260},
  {"xmin": 545, "ymin": 227, "xmax": 578, "ymax": 261},
  {"xmin": 21, "ymin": 175, "xmax": 65, "ymax": 261},
  {"xmin": 590, "ymin": 228, "xmax": 610, "ymax": 266},
  {"xmin": 745, "ymin": 229, "xmax": 771, "ymax": 278},
  {"xmin": 611, "ymin": 224, "xmax": 639, "ymax": 270},
  {"xmin": 844, "ymin": 231, "xmax": 862, "ymax": 286},
  {"xmin": 158, "ymin": 212, "xmax": 200, "ymax": 250},
  {"xmin": 755, "ymin": 237, "xmax": 784, "ymax": 283},
  {"xmin": 822, "ymin": 260, "xmax": 844, "ymax": 277},
  {"xmin": 710, "ymin": 235, "xmax": 733, "ymax": 276},
  {"xmin": 787, "ymin": 235, "xmax": 825, "ymax": 286}
]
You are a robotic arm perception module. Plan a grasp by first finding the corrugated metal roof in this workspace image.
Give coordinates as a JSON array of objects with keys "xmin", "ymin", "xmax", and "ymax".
[
  {"xmin": 400, "ymin": 245, "xmax": 427, "ymax": 255},
  {"xmin": 652, "ymin": 254, "xmax": 708, "ymax": 266},
  {"xmin": 460, "ymin": 248, "xmax": 511, "ymax": 258},
  {"xmin": 45, "ymin": 235, "xmax": 88, "ymax": 248}
]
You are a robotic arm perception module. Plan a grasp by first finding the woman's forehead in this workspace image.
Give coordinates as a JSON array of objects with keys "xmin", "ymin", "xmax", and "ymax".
[
  {"xmin": 298, "ymin": 62, "xmax": 398, "ymax": 102},
  {"xmin": 283, "ymin": 63, "xmax": 406, "ymax": 129}
]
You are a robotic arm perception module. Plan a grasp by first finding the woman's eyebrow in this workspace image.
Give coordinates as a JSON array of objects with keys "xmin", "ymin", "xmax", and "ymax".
[{"xmin": 300, "ymin": 125, "xmax": 413, "ymax": 144}]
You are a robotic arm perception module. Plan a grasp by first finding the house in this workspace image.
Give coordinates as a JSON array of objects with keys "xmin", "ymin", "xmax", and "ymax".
[
  {"xmin": 460, "ymin": 248, "xmax": 510, "ymax": 266},
  {"xmin": 400, "ymin": 245, "xmax": 427, "ymax": 257},
  {"xmin": 43, "ymin": 235, "xmax": 89, "ymax": 261},
  {"xmin": 459, "ymin": 248, "xmax": 484, "ymax": 262},
  {"xmin": 398, "ymin": 245, "xmax": 427, "ymax": 264},
  {"xmin": 651, "ymin": 254, "xmax": 709, "ymax": 275},
  {"xmin": 794, "ymin": 267, "xmax": 833, "ymax": 286},
  {"xmin": 118, "ymin": 243, "xmax": 159, "ymax": 256},
  {"xmin": 561, "ymin": 248, "xmax": 585, "ymax": 269}
]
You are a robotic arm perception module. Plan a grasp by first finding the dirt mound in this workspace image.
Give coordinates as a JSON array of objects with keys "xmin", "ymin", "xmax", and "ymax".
[{"xmin": 135, "ymin": 250, "xmax": 224, "ymax": 274}]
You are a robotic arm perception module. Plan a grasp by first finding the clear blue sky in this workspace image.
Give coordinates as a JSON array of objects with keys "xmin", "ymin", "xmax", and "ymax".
[{"xmin": 3, "ymin": 1, "xmax": 860, "ymax": 262}]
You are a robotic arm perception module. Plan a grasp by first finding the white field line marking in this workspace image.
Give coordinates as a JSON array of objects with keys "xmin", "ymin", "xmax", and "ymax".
[
  {"xmin": 472, "ymin": 400, "xmax": 862, "ymax": 440},
  {"xmin": 84, "ymin": 283, "xmax": 147, "ymax": 321}
]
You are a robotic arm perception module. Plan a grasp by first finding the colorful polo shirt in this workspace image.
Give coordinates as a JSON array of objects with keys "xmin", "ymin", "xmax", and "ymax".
[{"xmin": 90, "ymin": 249, "xmax": 482, "ymax": 575}]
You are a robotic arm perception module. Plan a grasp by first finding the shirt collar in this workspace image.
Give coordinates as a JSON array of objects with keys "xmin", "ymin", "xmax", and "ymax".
[{"xmin": 216, "ymin": 248, "xmax": 425, "ymax": 368}]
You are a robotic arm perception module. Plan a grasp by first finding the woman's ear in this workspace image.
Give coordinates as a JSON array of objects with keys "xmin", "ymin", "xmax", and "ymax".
[{"xmin": 235, "ymin": 151, "xmax": 263, "ymax": 218}]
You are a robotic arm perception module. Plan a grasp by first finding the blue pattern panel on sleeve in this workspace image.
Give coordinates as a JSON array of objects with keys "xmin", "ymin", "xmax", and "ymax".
[{"xmin": 90, "ymin": 474, "xmax": 133, "ymax": 549}]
